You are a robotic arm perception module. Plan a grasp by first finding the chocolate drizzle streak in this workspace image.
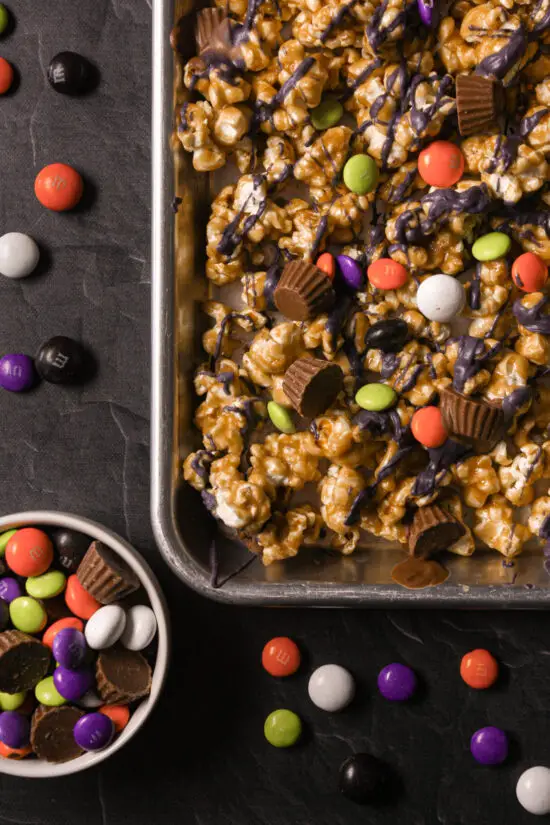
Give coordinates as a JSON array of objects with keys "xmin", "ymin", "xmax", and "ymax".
[
  {"xmin": 452, "ymin": 336, "xmax": 502, "ymax": 393},
  {"xmin": 513, "ymin": 295, "xmax": 550, "ymax": 335}
]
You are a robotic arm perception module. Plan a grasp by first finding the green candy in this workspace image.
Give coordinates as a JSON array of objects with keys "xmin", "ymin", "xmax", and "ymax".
[
  {"xmin": 9, "ymin": 596, "xmax": 47, "ymax": 634},
  {"xmin": 472, "ymin": 232, "xmax": 511, "ymax": 262},
  {"xmin": 26, "ymin": 570, "xmax": 66, "ymax": 600},
  {"xmin": 267, "ymin": 401, "xmax": 295, "ymax": 434},
  {"xmin": 0, "ymin": 5, "xmax": 9, "ymax": 35},
  {"xmin": 35, "ymin": 677, "xmax": 66, "ymax": 708},
  {"xmin": 343, "ymin": 154, "xmax": 379, "ymax": 195},
  {"xmin": 0, "ymin": 691, "xmax": 26, "ymax": 711},
  {"xmin": 311, "ymin": 98, "xmax": 344, "ymax": 131},
  {"xmin": 0, "ymin": 529, "xmax": 17, "ymax": 556},
  {"xmin": 355, "ymin": 383, "xmax": 397, "ymax": 412},
  {"xmin": 264, "ymin": 709, "xmax": 302, "ymax": 748}
]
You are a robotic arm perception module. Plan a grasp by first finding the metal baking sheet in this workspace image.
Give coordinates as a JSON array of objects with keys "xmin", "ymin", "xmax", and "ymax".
[{"xmin": 151, "ymin": 0, "xmax": 550, "ymax": 606}]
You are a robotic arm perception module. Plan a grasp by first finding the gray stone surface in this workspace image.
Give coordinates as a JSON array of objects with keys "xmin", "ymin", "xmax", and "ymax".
[{"xmin": 0, "ymin": 2, "xmax": 548, "ymax": 824}]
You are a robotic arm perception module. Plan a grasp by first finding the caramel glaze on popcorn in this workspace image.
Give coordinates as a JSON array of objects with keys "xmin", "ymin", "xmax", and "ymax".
[{"xmin": 175, "ymin": 0, "xmax": 550, "ymax": 584}]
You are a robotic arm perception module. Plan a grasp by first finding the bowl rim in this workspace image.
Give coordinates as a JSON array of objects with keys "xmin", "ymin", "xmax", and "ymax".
[{"xmin": 0, "ymin": 510, "xmax": 170, "ymax": 778}]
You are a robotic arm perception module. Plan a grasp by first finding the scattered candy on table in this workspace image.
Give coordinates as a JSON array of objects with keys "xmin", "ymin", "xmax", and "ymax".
[
  {"xmin": 367, "ymin": 259, "xmax": 408, "ymax": 290},
  {"xmin": 417, "ymin": 141, "xmax": 464, "ymax": 187},
  {"xmin": 460, "ymin": 649, "xmax": 499, "ymax": 689},
  {"xmin": 262, "ymin": 637, "xmax": 301, "ymax": 678},
  {"xmin": 516, "ymin": 767, "xmax": 550, "ymax": 816},
  {"xmin": 411, "ymin": 407, "xmax": 448, "ymax": 449},
  {"xmin": 308, "ymin": 664, "xmax": 355, "ymax": 712},
  {"xmin": 0, "ymin": 5, "xmax": 9, "ymax": 35},
  {"xmin": 471, "ymin": 232, "xmax": 511, "ymax": 262},
  {"xmin": 377, "ymin": 663, "xmax": 417, "ymax": 701},
  {"xmin": 47, "ymin": 52, "xmax": 93, "ymax": 96},
  {"xmin": 34, "ymin": 163, "xmax": 84, "ymax": 212},
  {"xmin": 343, "ymin": 154, "xmax": 379, "ymax": 195},
  {"xmin": 339, "ymin": 753, "xmax": 386, "ymax": 804},
  {"xmin": 0, "ymin": 354, "xmax": 35, "ymax": 393},
  {"xmin": 5, "ymin": 528, "xmax": 53, "ymax": 577},
  {"xmin": 0, "ymin": 57, "xmax": 13, "ymax": 94},
  {"xmin": 267, "ymin": 401, "xmax": 295, "ymax": 435},
  {"xmin": 35, "ymin": 336, "xmax": 89, "ymax": 384},
  {"xmin": 264, "ymin": 709, "xmax": 302, "ymax": 748},
  {"xmin": 416, "ymin": 274, "xmax": 466, "ymax": 322},
  {"xmin": 0, "ymin": 233, "xmax": 40, "ymax": 279},
  {"xmin": 470, "ymin": 726, "xmax": 508, "ymax": 766},
  {"xmin": 355, "ymin": 383, "xmax": 397, "ymax": 412},
  {"xmin": 511, "ymin": 252, "xmax": 548, "ymax": 293}
]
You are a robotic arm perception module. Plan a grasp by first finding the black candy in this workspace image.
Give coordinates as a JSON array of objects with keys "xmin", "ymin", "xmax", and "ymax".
[
  {"xmin": 338, "ymin": 753, "xmax": 386, "ymax": 804},
  {"xmin": 0, "ymin": 600, "xmax": 8, "ymax": 631},
  {"xmin": 364, "ymin": 319, "xmax": 409, "ymax": 353},
  {"xmin": 35, "ymin": 336, "xmax": 89, "ymax": 384},
  {"xmin": 49, "ymin": 527, "xmax": 90, "ymax": 573},
  {"xmin": 47, "ymin": 52, "xmax": 93, "ymax": 95}
]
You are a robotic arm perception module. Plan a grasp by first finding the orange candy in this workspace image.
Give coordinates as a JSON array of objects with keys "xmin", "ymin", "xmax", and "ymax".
[
  {"xmin": 65, "ymin": 574, "xmax": 101, "ymax": 620},
  {"xmin": 411, "ymin": 406, "xmax": 448, "ymax": 448},
  {"xmin": 316, "ymin": 252, "xmax": 335, "ymax": 280},
  {"xmin": 43, "ymin": 616, "xmax": 84, "ymax": 649},
  {"xmin": 511, "ymin": 252, "xmax": 548, "ymax": 292},
  {"xmin": 0, "ymin": 58, "xmax": 14, "ymax": 95},
  {"xmin": 460, "ymin": 649, "xmax": 499, "ymax": 689},
  {"xmin": 5, "ymin": 528, "xmax": 53, "ymax": 578},
  {"xmin": 0, "ymin": 741, "xmax": 32, "ymax": 760},
  {"xmin": 100, "ymin": 704, "xmax": 130, "ymax": 733},
  {"xmin": 262, "ymin": 636, "xmax": 301, "ymax": 677},
  {"xmin": 367, "ymin": 258, "xmax": 408, "ymax": 290},
  {"xmin": 418, "ymin": 141, "xmax": 464, "ymax": 188},
  {"xmin": 34, "ymin": 163, "xmax": 84, "ymax": 212}
]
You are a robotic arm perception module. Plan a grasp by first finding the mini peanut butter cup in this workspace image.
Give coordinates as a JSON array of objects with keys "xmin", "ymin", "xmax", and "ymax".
[
  {"xmin": 409, "ymin": 504, "xmax": 465, "ymax": 559},
  {"xmin": 440, "ymin": 387, "xmax": 504, "ymax": 445},
  {"xmin": 274, "ymin": 261, "xmax": 335, "ymax": 322},
  {"xmin": 456, "ymin": 75, "xmax": 501, "ymax": 136},
  {"xmin": 96, "ymin": 646, "xmax": 152, "ymax": 704},
  {"xmin": 0, "ymin": 630, "xmax": 51, "ymax": 693},
  {"xmin": 282, "ymin": 357, "xmax": 343, "ymax": 417},
  {"xmin": 31, "ymin": 705, "xmax": 85, "ymax": 763},
  {"xmin": 77, "ymin": 541, "xmax": 140, "ymax": 605}
]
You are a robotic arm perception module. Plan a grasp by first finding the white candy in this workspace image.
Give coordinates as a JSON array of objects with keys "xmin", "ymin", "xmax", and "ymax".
[
  {"xmin": 0, "ymin": 232, "xmax": 40, "ymax": 279},
  {"xmin": 516, "ymin": 767, "xmax": 550, "ymax": 815},
  {"xmin": 85, "ymin": 604, "xmax": 126, "ymax": 650},
  {"xmin": 78, "ymin": 690, "xmax": 103, "ymax": 709},
  {"xmin": 308, "ymin": 664, "xmax": 355, "ymax": 712},
  {"xmin": 120, "ymin": 605, "xmax": 157, "ymax": 651},
  {"xmin": 416, "ymin": 274, "xmax": 466, "ymax": 322}
]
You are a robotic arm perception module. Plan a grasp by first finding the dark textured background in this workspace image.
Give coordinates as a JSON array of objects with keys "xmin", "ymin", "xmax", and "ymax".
[{"xmin": 0, "ymin": 2, "xmax": 549, "ymax": 824}]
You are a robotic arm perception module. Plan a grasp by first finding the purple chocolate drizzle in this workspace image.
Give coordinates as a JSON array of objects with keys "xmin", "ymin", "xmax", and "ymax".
[
  {"xmin": 412, "ymin": 438, "xmax": 471, "ymax": 497},
  {"xmin": 476, "ymin": 26, "xmax": 527, "ymax": 84},
  {"xmin": 513, "ymin": 295, "xmax": 550, "ymax": 335},
  {"xmin": 452, "ymin": 336, "xmax": 502, "ymax": 393},
  {"xmin": 502, "ymin": 386, "xmax": 533, "ymax": 420},
  {"xmin": 519, "ymin": 108, "xmax": 549, "ymax": 139}
]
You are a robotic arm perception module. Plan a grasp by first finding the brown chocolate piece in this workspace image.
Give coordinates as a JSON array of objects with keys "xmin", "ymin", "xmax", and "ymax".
[
  {"xmin": 392, "ymin": 558, "xmax": 449, "ymax": 589},
  {"xmin": 31, "ymin": 705, "xmax": 84, "ymax": 763},
  {"xmin": 195, "ymin": 8, "xmax": 241, "ymax": 63},
  {"xmin": 274, "ymin": 261, "xmax": 335, "ymax": 322},
  {"xmin": 77, "ymin": 541, "xmax": 140, "ymax": 605},
  {"xmin": 0, "ymin": 630, "xmax": 51, "ymax": 693},
  {"xmin": 440, "ymin": 387, "xmax": 504, "ymax": 445},
  {"xmin": 456, "ymin": 75, "xmax": 501, "ymax": 137},
  {"xmin": 282, "ymin": 357, "xmax": 343, "ymax": 417},
  {"xmin": 96, "ymin": 646, "xmax": 152, "ymax": 704},
  {"xmin": 409, "ymin": 504, "xmax": 465, "ymax": 559}
]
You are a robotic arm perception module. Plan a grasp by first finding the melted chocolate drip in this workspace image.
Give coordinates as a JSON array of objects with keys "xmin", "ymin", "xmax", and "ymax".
[
  {"xmin": 476, "ymin": 26, "xmax": 527, "ymax": 83},
  {"xmin": 502, "ymin": 386, "xmax": 533, "ymax": 420},
  {"xmin": 412, "ymin": 438, "xmax": 470, "ymax": 497},
  {"xmin": 513, "ymin": 295, "xmax": 550, "ymax": 335},
  {"xmin": 519, "ymin": 108, "xmax": 549, "ymax": 138},
  {"xmin": 452, "ymin": 336, "xmax": 502, "ymax": 393}
]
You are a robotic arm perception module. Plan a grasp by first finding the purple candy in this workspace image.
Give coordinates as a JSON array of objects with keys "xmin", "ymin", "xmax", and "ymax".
[
  {"xmin": 0, "ymin": 577, "xmax": 22, "ymax": 604},
  {"xmin": 0, "ymin": 354, "xmax": 35, "ymax": 392},
  {"xmin": 417, "ymin": 0, "xmax": 434, "ymax": 25},
  {"xmin": 336, "ymin": 255, "xmax": 364, "ymax": 291},
  {"xmin": 377, "ymin": 663, "xmax": 417, "ymax": 701},
  {"xmin": 53, "ymin": 628, "xmax": 87, "ymax": 670},
  {"xmin": 73, "ymin": 712, "xmax": 115, "ymax": 752},
  {"xmin": 53, "ymin": 665, "xmax": 93, "ymax": 702},
  {"xmin": 0, "ymin": 711, "xmax": 30, "ymax": 749},
  {"xmin": 470, "ymin": 726, "xmax": 508, "ymax": 765}
]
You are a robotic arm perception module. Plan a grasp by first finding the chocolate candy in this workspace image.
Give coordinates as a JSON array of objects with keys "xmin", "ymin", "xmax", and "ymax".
[
  {"xmin": 35, "ymin": 336, "xmax": 89, "ymax": 384},
  {"xmin": 96, "ymin": 646, "xmax": 152, "ymax": 704},
  {"xmin": 34, "ymin": 164, "xmax": 84, "ymax": 212},
  {"xmin": 35, "ymin": 677, "xmax": 66, "ymax": 707},
  {"xmin": 416, "ymin": 274, "xmax": 466, "ymax": 322},
  {"xmin": 43, "ymin": 617, "xmax": 84, "ymax": 649},
  {"xmin": 47, "ymin": 52, "xmax": 93, "ymax": 96},
  {"xmin": 262, "ymin": 637, "xmax": 301, "ymax": 678},
  {"xmin": 336, "ymin": 255, "xmax": 364, "ymax": 290},
  {"xmin": 377, "ymin": 663, "xmax": 417, "ymax": 701},
  {"xmin": 460, "ymin": 649, "xmax": 498, "ymax": 689},
  {"xmin": 440, "ymin": 387, "xmax": 504, "ymax": 445},
  {"xmin": 49, "ymin": 527, "xmax": 90, "ymax": 573},
  {"xmin": 53, "ymin": 666, "xmax": 93, "ymax": 702},
  {"xmin": 5, "ymin": 528, "xmax": 53, "ymax": 577},
  {"xmin": 0, "ymin": 600, "xmax": 9, "ymax": 630},
  {"xmin": 456, "ymin": 75, "xmax": 500, "ymax": 137},
  {"xmin": 470, "ymin": 726, "xmax": 508, "ymax": 765},
  {"xmin": 417, "ymin": 0, "xmax": 434, "ymax": 25},
  {"xmin": 411, "ymin": 406, "xmax": 447, "ymax": 448},
  {"xmin": 511, "ymin": 252, "xmax": 548, "ymax": 292},
  {"xmin": 52, "ymin": 628, "xmax": 87, "ymax": 670},
  {"xmin": 264, "ymin": 709, "xmax": 302, "ymax": 748},
  {"xmin": 0, "ymin": 5, "xmax": 9, "ymax": 34},
  {"xmin": 343, "ymin": 154, "xmax": 379, "ymax": 195},
  {"xmin": 472, "ymin": 232, "xmax": 511, "ymax": 262},
  {"xmin": 516, "ymin": 767, "xmax": 550, "ymax": 815},
  {"xmin": 409, "ymin": 504, "xmax": 465, "ymax": 558},
  {"xmin": 0, "ymin": 354, "xmax": 35, "ymax": 392},
  {"xmin": 367, "ymin": 259, "xmax": 408, "ymax": 290},
  {"xmin": 355, "ymin": 383, "xmax": 397, "ymax": 412},
  {"xmin": 364, "ymin": 319, "xmax": 408, "ymax": 353},
  {"xmin": 65, "ymin": 574, "xmax": 101, "ymax": 620},
  {"xmin": 0, "ymin": 711, "xmax": 30, "ymax": 749},
  {"xmin": 310, "ymin": 98, "xmax": 343, "ymax": 130},
  {"xmin": 73, "ymin": 712, "xmax": 115, "ymax": 752},
  {"xmin": 26, "ymin": 570, "xmax": 66, "ymax": 600},
  {"xmin": 0, "ymin": 233, "xmax": 40, "ymax": 279},
  {"xmin": 85, "ymin": 605, "xmax": 127, "ymax": 650},
  {"xmin": 315, "ymin": 252, "xmax": 335, "ymax": 280},
  {"xmin": 339, "ymin": 753, "xmax": 386, "ymax": 804},
  {"xmin": 120, "ymin": 605, "xmax": 157, "ymax": 651},
  {"xmin": 282, "ymin": 357, "xmax": 343, "ymax": 418},
  {"xmin": 99, "ymin": 704, "xmax": 130, "ymax": 733},
  {"xmin": 30, "ymin": 705, "xmax": 85, "ymax": 763},
  {"xmin": 274, "ymin": 260, "xmax": 334, "ymax": 322},
  {"xmin": 77, "ymin": 541, "xmax": 140, "ymax": 605},
  {"xmin": 0, "ymin": 530, "xmax": 17, "ymax": 556},
  {"xmin": 0, "ymin": 630, "xmax": 51, "ymax": 693},
  {"xmin": 0, "ymin": 691, "xmax": 26, "ymax": 712},
  {"xmin": 418, "ymin": 141, "xmax": 464, "ymax": 188},
  {"xmin": 0, "ymin": 57, "xmax": 13, "ymax": 94},
  {"xmin": 308, "ymin": 664, "xmax": 355, "ymax": 712},
  {"xmin": 9, "ymin": 597, "xmax": 47, "ymax": 634},
  {"xmin": 78, "ymin": 690, "xmax": 103, "ymax": 709},
  {"xmin": 267, "ymin": 401, "xmax": 295, "ymax": 435}
]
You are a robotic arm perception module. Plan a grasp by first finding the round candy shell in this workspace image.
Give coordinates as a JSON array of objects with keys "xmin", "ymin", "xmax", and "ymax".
[
  {"xmin": 73, "ymin": 712, "xmax": 115, "ymax": 752},
  {"xmin": 5, "ymin": 528, "xmax": 53, "ymax": 577},
  {"xmin": 34, "ymin": 163, "xmax": 84, "ymax": 212},
  {"xmin": 99, "ymin": 704, "xmax": 130, "ymax": 733},
  {"xmin": 517, "ymin": 767, "xmax": 550, "ymax": 816},
  {"xmin": 411, "ymin": 407, "xmax": 447, "ymax": 448},
  {"xmin": 120, "ymin": 605, "xmax": 157, "ymax": 651},
  {"xmin": 262, "ymin": 637, "xmax": 301, "ymax": 678},
  {"xmin": 53, "ymin": 628, "xmax": 87, "ymax": 670},
  {"xmin": 0, "ymin": 233, "xmax": 40, "ymax": 279},
  {"xmin": 512, "ymin": 252, "xmax": 548, "ymax": 292},
  {"xmin": 0, "ymin": 58, "xmax": 13, "ymax": 95},
  {"xmin": 65, "ymin": 574, "xmax": 101, "ymax": 620},
  {"xmin": 416, "ymin": 274, "xmax": 465, "ymax": 322},
  {"xmin": 308, "ymin": 664, "xmax": 355, "ymax": 712},
  {"xmin": 43, "ymin": 616, "xmax": 84, "ymax": 649},
  {"xmin": 367, "ymin": 259, "xmax": 408, "ymax": 290},
  {"xmin": 418, "ymin": 141, "xmax": 464, "ymax": 187},
  {"xmin": 9, "ymin": 597, "xmax": 47, "ymax": 634},
  {"xmin": 460, "ymin": 649, "xmax": 498, "ymax": 689}
]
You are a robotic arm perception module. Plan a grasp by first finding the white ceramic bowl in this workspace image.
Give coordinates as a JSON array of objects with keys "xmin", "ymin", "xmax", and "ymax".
[{"xmin": 0, "ymin": 511, "xmax": 170, "ymax": 778}]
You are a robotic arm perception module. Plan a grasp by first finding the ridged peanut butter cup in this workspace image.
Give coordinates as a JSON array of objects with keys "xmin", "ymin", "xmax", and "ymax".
[
  {"xmin": 282, "ymin": 357, "xmax": 343, "ymax": 418},
  {"xmin": 440, "ymin": 387, "xmax": 504, "ymax": 444},
  {"xmin": 0, "ymin": 630, "xmax": 51, "ymax": 693},
  {"xmin": 77, "ymin": 541, "xmax": 140, "ymax": 605},
  {"xmin": 409, "ymin": 504, "xmax": 466, "ymax": 559},
  {"xmin": 274, "ymin": 261, "xmax": 335, "ymax": 322},
  {"xmin": 31, "ymin": 705, "xmax": 85, "ymax": 763},
  {"xmin": 456, "ymin": 75, "xmax": 500, "ymax": 136},
  {"xmin": 96, "ymin": 646, "xmax": 152, "ymax": 704}
]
